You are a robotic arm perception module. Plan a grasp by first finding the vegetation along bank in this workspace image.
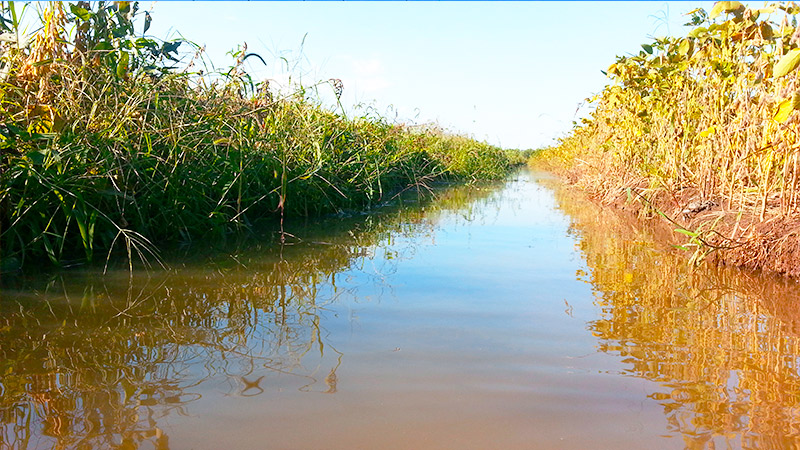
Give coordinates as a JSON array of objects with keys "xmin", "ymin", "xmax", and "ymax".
[
  {"xmin": 0, "ymin": 2, "xmax": 514, "ymax": 272},
  {"xmin": 532, "ymin": 1, "xmax": 800, "ymax": 277}
]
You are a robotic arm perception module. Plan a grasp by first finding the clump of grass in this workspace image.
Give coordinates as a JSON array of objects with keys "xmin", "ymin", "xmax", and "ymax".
[{"xmin": 0, "ymin": 2, "xmax": 510, "ymax": 271}]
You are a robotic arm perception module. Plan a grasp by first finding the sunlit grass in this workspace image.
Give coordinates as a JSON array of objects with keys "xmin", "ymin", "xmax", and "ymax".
[{"xmin": 0, "ymin": 2, "xmax": 511, "ymax": 271}]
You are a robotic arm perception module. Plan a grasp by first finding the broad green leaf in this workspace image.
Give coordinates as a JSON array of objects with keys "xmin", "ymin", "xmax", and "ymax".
[
  {"xmin": 774, "ymin": 49, "xmax": 800, "ymax": 78},
  {"xmin": 774, "ymin": 97, "xmax": 794, "ymax": 123},
  {"xmin": 93, "ymin": 41, "xmax": 113, "ymax": 51},
  {"xmin": 642, "ymin": 44, "xmax": 653, "ymax": 54},
  {"xmin": 161, "ymin": 41, "xmax": 181, "ymax": 55},
  {"xmin": 144, "ymin": 11, "xmax": 152, "ymax": 33},
  {"xmin": 710, "ymin": 1, "xmax": 743, "ymax": 18},
  {"xmin": 25, "ymin": 150, "xmax": 45, "ymax": 165},
  {"xmin": 135, "ymin": 37, "xmax": 157, "ymax": 49},
  {"xmin": 112, "ymin": 25, "xmax": 128, "ymax": 38},
  {"xmin": 69, "ymin": 4, "xmax": 91, "ymax": 21},
  {"xmin": 116, "ymin": 51, "xmax": 129, "ymax": 79}
]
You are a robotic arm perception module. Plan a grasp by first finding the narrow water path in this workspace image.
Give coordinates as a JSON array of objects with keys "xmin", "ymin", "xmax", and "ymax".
[{"xmin": 2, "ymin": 169, "xmax": 800, "ymax": 449}]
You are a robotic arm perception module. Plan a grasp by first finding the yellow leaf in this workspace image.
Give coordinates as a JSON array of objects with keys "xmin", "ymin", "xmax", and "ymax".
[
  {"xmin": 710, "ymin": 1, "xmax": 743, "ymax": 18},
  {"xmin": 774, "ymin": 98, "xmax": 794, "ymax": 123},
  {"xmin": 774, "ymin": 49, "xmax": 800, "ymax": 78},
  {"xmin": 699, "ymin": 126, "xmax": 716, "ymax": 138}
]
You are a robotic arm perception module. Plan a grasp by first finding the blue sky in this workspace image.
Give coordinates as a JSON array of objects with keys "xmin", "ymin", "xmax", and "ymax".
[{"xmin": 144, "ymin": 1, "xmax": 716, "ymax": 150}]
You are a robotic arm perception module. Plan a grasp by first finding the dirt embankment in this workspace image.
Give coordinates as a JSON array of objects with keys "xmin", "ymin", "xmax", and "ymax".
[{"xmin": 554, "ymin": 165, "xmax": 800, "ymax": 279}]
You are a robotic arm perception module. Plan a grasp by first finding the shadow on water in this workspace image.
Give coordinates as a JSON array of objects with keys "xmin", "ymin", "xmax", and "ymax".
[
  {"xmin": 548, "ymin": 178, "xmax": 800, "ymax": 449},
  {"xmin": 0, "ymin": 180, "xmax": 503, "ymax": 450}
]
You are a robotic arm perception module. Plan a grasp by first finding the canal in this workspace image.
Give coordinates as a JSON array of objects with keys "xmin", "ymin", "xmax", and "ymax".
[{"xmin": 2, "ymin": 169, "xmax": 799, "ymax": 449}]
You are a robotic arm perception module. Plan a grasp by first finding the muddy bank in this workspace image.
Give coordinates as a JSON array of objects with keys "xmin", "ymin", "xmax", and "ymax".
[{"xmin": 547, "ymin": 163, "xmax": 800, "ymax": 279}]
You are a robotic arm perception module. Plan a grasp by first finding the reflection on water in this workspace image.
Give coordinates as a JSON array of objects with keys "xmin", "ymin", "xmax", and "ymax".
[
  {"xmin": 552, "ymin": 182, "xmax": 800, "ymax": 449},
  {"xmin": 0, "ymin": 182, "xmax": 502, "ymax": 450},
  {"xmin": 6, "ymin": 169, "xmax": 800, "ymax": 449}
]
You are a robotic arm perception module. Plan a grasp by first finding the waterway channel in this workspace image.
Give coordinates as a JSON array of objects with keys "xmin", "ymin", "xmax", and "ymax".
[{"xmin": 2, "ymin": 169, "xmax": 800, "ymax": 449}]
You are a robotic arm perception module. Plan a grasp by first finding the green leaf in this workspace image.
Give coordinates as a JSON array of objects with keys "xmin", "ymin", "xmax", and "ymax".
[
  {"xmin": 161, "ymin": 41, "xmax": 181, "ymax": 55},
  {"xmin": 69, "ymin": 4, "xmax": 91, "ymax": 21},
  {"xmin": 116, "ymin": 51, "xmax": 129, "ymax": 79},
  {"xmin": 710, "ymin": 1, "xmax": 743, "ymax": 19},
  {"xmin": 93, "ymin": 41, "xmax": 113, "ymax": 51},
  {"xmin": 25, "ymin": 150, "xmax": 45, "ymax": 165},
  {"xmin": 674, "ymin": 228, "xmax": 699, "ymax": 238},
  {"xmin": 135, "ymin": 37, "xmax": 157, "ymax": 49},
  {"xmin": 144, "ymin": 11, "xmax": 152, "ymax": 33},
  {"xmin": 112, "ymin": 25, "xmax": 128, "ymax": 38},
  {"xmin": 642, "ymin": 44, "xmax": 653, "ymax": 54}
]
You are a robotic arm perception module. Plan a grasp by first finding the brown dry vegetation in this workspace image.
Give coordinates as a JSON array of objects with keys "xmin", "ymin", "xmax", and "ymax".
[{"xmin": 533, "ymin": 1, "xmax": 800, "ymax": 277}]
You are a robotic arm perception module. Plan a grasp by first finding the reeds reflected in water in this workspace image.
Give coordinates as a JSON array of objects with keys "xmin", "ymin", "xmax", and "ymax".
[{"xmin": 552, "ymin": 180, "xmax": 800, "ymax": 449}]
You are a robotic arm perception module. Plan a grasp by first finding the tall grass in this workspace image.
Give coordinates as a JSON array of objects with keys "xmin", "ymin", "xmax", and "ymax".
[
  {"xmin": 0, "ymin": 2, "xmax": 510, "ymax": 271},
  {"xmin": 534, "ymin": 2, "xmax": 800, "ymax": 272}
]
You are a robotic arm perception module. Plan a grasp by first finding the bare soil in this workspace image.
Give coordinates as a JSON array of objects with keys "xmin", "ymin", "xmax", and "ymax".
[{"xmin": 554, "ymin": 165, "xmax": 800, "ymax": 279}]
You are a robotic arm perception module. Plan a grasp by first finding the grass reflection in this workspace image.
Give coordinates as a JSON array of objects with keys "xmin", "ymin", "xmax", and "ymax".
[
  {"xmin": 0, "ymin": 180, "xmax": 501, "ymax": 450},
  {"xmin": 552, "ymin": 180, "xmax": 800, "ymax": 449}
]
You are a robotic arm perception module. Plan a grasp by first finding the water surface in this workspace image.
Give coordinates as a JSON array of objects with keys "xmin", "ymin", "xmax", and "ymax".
[{"xmin": 2, "ymin": 169, "xmax": 800, "ymax": 449}]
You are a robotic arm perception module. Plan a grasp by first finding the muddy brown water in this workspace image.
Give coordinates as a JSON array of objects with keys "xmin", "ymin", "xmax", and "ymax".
[{"xmin": 2, "ymin": 169, "xmax": 800, "ymax": 449}]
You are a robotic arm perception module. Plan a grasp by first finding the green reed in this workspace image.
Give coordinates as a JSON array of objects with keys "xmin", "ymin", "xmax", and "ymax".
[{"xmin": 0, "ymin": 2, "xmax": 511, "ymax": 271}]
